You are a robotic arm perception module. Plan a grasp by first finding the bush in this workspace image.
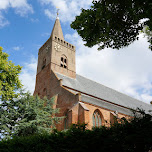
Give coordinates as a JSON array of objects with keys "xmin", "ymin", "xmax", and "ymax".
[{"xmin": 0, "ymin": 110, "xmax": 152, "ymax": 152}]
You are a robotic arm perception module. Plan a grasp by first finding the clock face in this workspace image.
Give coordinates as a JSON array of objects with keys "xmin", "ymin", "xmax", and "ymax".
[{"xmin": 54, "ymin": 43, "xmax": 62, "ymax": 52}]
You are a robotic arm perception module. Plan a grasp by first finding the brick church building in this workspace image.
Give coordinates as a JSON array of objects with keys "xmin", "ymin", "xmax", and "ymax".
[{"xmin": 34, "ymin": 16, "xmax": 151, "ymax": 130}]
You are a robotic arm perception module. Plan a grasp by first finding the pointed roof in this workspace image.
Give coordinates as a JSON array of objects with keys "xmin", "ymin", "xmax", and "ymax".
[{"xmin": 51, "ymin": 17, "xmax": 64, "ymax": 40}]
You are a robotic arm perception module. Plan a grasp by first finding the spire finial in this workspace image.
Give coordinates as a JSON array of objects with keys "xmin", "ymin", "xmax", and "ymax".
[{"xmin": 56, "ymin": 7, "xmax": 60, "ymax": 18}]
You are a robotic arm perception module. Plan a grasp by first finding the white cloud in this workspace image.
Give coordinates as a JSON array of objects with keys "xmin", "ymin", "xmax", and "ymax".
[
  {"xmin": 39, "ymin": 0, "xmax": 92, "ymax": 22},
  {"xmin": 0, "ymin": 0, "xmax": 10, "ymax": 10},
  {"xmin": 12, "ymin": 46, "xmax": 22, "ymax": 51},
  {"xmin": 44, "ymin": 9, "xmax": 56, "ymax": 20},
  {"xmin": 20, "ymin": 57, "xmax": 37, "ymax": 94},
  {"xmin": 65, "ymin": 33, "xmax": 152, "ymax": 104},
  {"xmin": 0, "ymin": 0, "xmax": 33, "ymax": 27},
  {"xmin": 30, "ymin": 18, "xmax": 39, "ymax": 23},
  {"xmin": 0, "ymin": 13, "xmax": 9, "ymax": 28},
  {"xmin": 0, "ymin": 0, "xmax": 33, "ymax": 16}
]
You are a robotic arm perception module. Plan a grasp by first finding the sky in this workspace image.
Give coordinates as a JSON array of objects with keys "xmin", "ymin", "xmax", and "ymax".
[{"xmin": 0, "ymin": 0, "xmax": 152, "ymax": 104}]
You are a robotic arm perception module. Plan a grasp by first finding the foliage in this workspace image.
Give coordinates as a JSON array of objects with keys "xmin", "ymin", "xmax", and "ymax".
[
  {"xmin": 142, "ymin": 26, "xmax": 152, "ymax": 49},
  {"xmin": 0, "ymin": 110, "xmax": 152, "ymax": 152},
  {"xmin": 0, "ymin": 47, "xmax": 22, "ymax": 101},
  {"xmin": 0, "ymin": 93, "xmax": 63, "ymax": 139},
  {"xmin": 71, "ymin": 0, "xmax": 152, "ymax": 50}
]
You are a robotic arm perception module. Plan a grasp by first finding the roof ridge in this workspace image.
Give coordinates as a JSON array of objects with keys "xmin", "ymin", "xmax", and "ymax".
[
  {"xmin": 55, "ymin": 72, "xmax": 150, "ymax": 107},
  {"xmin": 76, "ymin": 74, "xmax": 149, "ymax": 105}
]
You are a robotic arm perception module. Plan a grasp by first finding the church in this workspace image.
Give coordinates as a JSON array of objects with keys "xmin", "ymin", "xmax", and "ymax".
[{"xmin": 34, "ymin": 15, "xmax": 151, "ymax": 130}]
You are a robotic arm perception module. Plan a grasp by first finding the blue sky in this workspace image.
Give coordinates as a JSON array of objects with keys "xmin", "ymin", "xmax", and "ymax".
[{"xmin": 0, "ymin": 0, "xmax": 152, "ymax": 104}]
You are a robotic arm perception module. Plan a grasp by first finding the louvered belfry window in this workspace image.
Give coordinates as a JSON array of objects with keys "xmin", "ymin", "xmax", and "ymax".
[
  {"xmin": 92, "ymin": 110, "xmax": 102, "ymax": 127},
  {"xmin": 60, "ymin": 55, "xmax": 67, "ymax": 69}
]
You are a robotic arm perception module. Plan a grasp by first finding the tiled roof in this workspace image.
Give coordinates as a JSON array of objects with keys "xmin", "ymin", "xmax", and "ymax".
[
  {"xmin": 81, "ymin": 94, "xmax": 133, "ymax": 115},
  {"xmin": 55, "ymin": 72, "xmax": 152, "ymax": 114},
  {"xmin": 64, "ymin": 87, "xmax": 134, "ymax": 115}
]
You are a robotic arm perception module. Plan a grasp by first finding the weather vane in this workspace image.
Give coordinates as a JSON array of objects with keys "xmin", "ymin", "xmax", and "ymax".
[{"xmin": 56, "ymin": 7, "xmax": 60, "ymax": 17}]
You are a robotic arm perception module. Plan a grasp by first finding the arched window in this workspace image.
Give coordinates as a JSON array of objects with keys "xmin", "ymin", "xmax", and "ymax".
[
  {"xmin": 60, "ymin": 55, "xmax": 67, "ymax": 69},
  {"xmin": 92, "ymin": 110, "xmax": 102, "ymax": 127},
  {"xmin": 64, "ymin": 112, "xmax": 68, "ymax": 129}
]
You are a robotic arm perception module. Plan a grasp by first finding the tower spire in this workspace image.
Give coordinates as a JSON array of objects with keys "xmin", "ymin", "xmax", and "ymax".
[{"xmin": 51, "ymin": 8, "xmax": 64, "ymax": 40}]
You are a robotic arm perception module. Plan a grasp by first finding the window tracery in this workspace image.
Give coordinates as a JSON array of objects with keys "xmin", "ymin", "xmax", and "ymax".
[{"xmin": 92, "ymin": 110, "xmax": 102, "ymax": 127}]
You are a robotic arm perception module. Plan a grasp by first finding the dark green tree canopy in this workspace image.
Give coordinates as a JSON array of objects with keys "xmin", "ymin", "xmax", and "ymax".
[
  {"xmin": 0, "ymin": 93, "xmax": 63, "ymax": 139},
  {"xmin": 71, "ymin": 0, "xmax": 152, "ymax": 50},
  {"xmin": 1, "ymin": 110, "xmax": 152, "ymax": 152}
]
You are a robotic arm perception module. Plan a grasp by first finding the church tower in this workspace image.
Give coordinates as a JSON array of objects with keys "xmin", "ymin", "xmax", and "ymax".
[
  {"xmin": 36, "ymin": 16, "xmax": 76, "ymax": 77},
  {"xmin": 34, "ymin": 15, "xmax": 76, "ymax": 97}
]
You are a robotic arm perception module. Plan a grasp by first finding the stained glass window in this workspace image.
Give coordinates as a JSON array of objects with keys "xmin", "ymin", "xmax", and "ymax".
[{"xmin": 93, "ymin": 110, "xmax": 102, "ymax": 127}]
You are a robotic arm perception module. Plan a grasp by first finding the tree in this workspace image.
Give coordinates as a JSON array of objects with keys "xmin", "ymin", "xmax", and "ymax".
[
  {"xmin": 143, "ymin": 26, "xmax": 152, "ymax": 49},
  {"xmin": 0, "ymin": 46, "xmax": 22, "ymax": 139},
  {"xmin": 71, "ymin": 0, "xmax": 152, "ymax": 50},
  {"xmin": 0, "ymin": 47, "xmax": 22, "ymax": 101},
  {"xmin": 0, "ymin": 48, "xmax": 63, "ymax": 139},
  {"xmin": 0, "ymin": 92, "xmax": 63, "ymax": 139}
]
